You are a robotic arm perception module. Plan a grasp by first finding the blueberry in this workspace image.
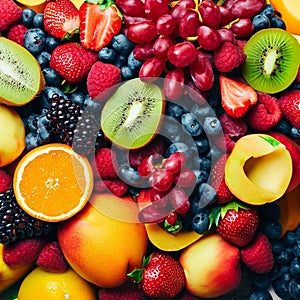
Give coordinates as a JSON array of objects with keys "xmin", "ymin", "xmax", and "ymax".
[
  {"xmin": 118, "ymin": 164, "xmax": 146, "ymax": 187},
  {"xmin": 98, "ymin": 47, "xmax": 117, "ymax": 63},
  {"xmin": 36, "ymin": 51, "xmax": 51, "ymax": 69},
  {"xmin": 22, "ymin": 8, "xmax": 36, "ymax": 28},
  {"xmin": 290, "ymin": 258, "xmax": 300, "ymax": 278},
  {"xmin": 24, "ymin": 28, "xmax": 46, "ymax": 55},
  {"xmin": 41, "ymin": 87, "xmax": 67, "ymax": 109},
  {"xmin": 289, "ymin": 278, "xmax": 300, "ymax": 299},
  {"xmin": 207, "ymin": 145, "xmax": 224, "ymax": 162},
  {"xmin": 70, "ymin": 92, "xmax": 86, "ymax": 106},
  {"xmin": 114, "ymin": 55, "xmax": 128, "ymax": 68},
  {"xmin": 272, "ymin": 240, "xmax": 285, "ymax": 255},
  {"xmin": 42, "ymin": 67, "xmax": 63, "ymax": 86},
  {"xmin": 193, "ymin": 170, "xmax": 209, "ymax": 185},
  {"xmin": 252, "ymin": 14, "xmax": 270, "ymax": 32},
  {"xmin": 121, "ymin": 65, "xmax": 135, "ymax": 80},
  {"xmin": 203, "ymin": 116, "xmax": 222, "ymax": 136},
  {"xmin": 25, "ymin": 132, "xmax": 39, "ymax": 150},
  {"xmin": 191, "ymin": 103, "xmax": 214, "ymax": 120},
  {"xmin": 159, "ymin": 118, "xmax": 187, "ymax": 144},
  {"xmin": 192, "ymin": 212, "xmax": 209, "ymax": 234},
  {"xmin": 27, "ymin": 114, "xmax": 40, "ymax": 133},
  {"xmin": 45, "ymin": 36, "xmax": 61, "ymax": 53},
  {"xmin": 33, "ymin": 13, "xmax": 44, "ymax": 29},
  {"xmin": 273, "ymin": 275, "xmax": 292, "ymax": 299},
  {"xmin": 111, "ymin": 33, "xmax": 135, "ymax": 55},
  {"xmin": 270, "ymin": 16, "xmax": 286, "ymax": 29},
  {"xmin": 283, "ymin": 232, "xmax": 297, "ymax": 247},
  {"xmin": 83, "ymin": 96, "xmax": 102, "ymax": 112},
  {"xmin": 290, "ymin": 127, "xmax": 300, "ymax": 138},
  {"xmin": 127, "ymin": 51, "xmax": 143, "ymax": 71},
  {"xmin": 197, "ymin": 183, "xmax": 217, "ymax": 208},
  {"xmin": 181, "ymin": 113, "xmax": 202, "ymax": 136},
  {"xmin": 37, "ymin": 124, "xmax": 51, "ymax": 143},
  {"xmin": 37, "ymin": 114, "xmax": 49, "ymax": 128},
  {"xmin": 261, "ymin": 4, "xmax": 275, "ymax": 19},
  {"xmin": 249, "ymin": 290, "xmax": 272, "ymax": 300},
  {"xmin": 165, "ymin": 102, "xmax": 186, "ymax": 121},
  {"xmin": 260, "ymin": 221, "xmax": 282, "ymax": 240},
  {"xmin": 198, "ymin": 156, "xmax": 211, "ymax": 172},
  {"xmin": 194, "ymin": 137, "xmax": 210, "ymax": 155},
  {"xmin": 294, "ymin": 246, "xmax": 300, "ymax": 258},
  {"xmin": 251, "ymin": 272, "xmax": 272, "ymax": 290},
  {"xmin": 165, "ymin": 142, "xmax": 191, "ymax": 158},
  {"xmin": 273, "ymin": 118, "xmax": 292, "ymax": 135},
  {"xmin": 276, "ymin": 248, "xmax": 294, "ymax": 265}
]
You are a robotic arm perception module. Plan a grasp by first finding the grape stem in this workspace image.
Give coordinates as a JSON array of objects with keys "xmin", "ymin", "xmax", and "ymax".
[{"xmin": 222, "ymin": 18, "xmax": 241, "ymax": 29}]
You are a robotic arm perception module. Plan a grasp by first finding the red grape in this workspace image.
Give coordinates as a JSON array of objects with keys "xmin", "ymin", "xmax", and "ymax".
[
  {"xmin": 138, "ymin": 204, "xmax": 168, "ymax": 223},
  {"xmin": 185, "ymin": 80, "xmax": 207, "ymax": 105},
  {"xmin": 138, "ymin": 154, "xmax": 163, "ymax": 177},
  {"xmin": 198, "ymin": 0, "xmax": 222, "ymax": 29},
  {"xmin": 179, "ymin": 10, "xmax": 200, "ymax": 39},
  {"xmin": 156, "ymin": 14, "xmax": 176, "ymax": 36},
  {"xmin": 139, "ymin": 57, "xmax": 165, "ymax": 80},
  {"xmin": 169, "ymin": 187, "xmax": 190, "ymax": 214},
  {"xmin": 197, "ymin": 26, "xmax": 221, "ymax": 51},
  {"xmin": 164, "ymin": 152, "xmax": 186, "ymax": 174},
  {"xmin": 165, "ymin": 211, "xmax": 178, "ymax": 225},
  {"xmin": 189, "ymin": 50, "xmax": 214, "ymax": 91},
  {"xmin": 150, "ymin": 188, "xmax": 169, "ymax": 208},
  {"xmin": 144, "ymin": 0, "xmax": 170, "ymax": 21},
  {"xmin": 127, "ymin": 21, "xmax": 157, "ymax": 43},
  {"xmin": 170, "ymin": 0, "xmax": 195, "ymax": 20},
  {"xmin": 174, "ymin": 167, "xmax": 196, "ymax": 188},
  {"xmin": 149, "ymin": 169, "xmax": 174, "ymax": 192},
  {"xmin": 123, "ymin": 15, "xmax": 151, "ymax": 26},
  {"xmin": 219, "ymin": 6, "xmax": 234, "ymax": 26},
  {"xmin": 167, "ymin": 41, "xmax": 197, "ymax": 68},
  {"xmin": 116, "ymin": 0, "xmax": 145, "ymax": 17},
  {"xmin": 133, "ymin": 42, "xmax": 154, "ymax": 61},
  {"xmin": 217, "ymin": 28, "xmax": 236, "ymax": 44},
  {"xmin": 164, "ymin": 68, "xmax": 185, "ymax": 100},
  {"xmin": 231, "ymin": 18, "xmax": 254, "ymax": 38},
  {"xmin": 153, "ymin": 36, "xmax": 174, "ymax": 60},
  {"xmin": 230, "ymin": 0, "xmax": 266, "ymax": 18}
]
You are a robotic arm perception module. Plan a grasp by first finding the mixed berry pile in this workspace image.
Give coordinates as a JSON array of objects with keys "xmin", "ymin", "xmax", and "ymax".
[{"xmin": 0, "ymin": 0, "xmax": 300, "ymax": 299}]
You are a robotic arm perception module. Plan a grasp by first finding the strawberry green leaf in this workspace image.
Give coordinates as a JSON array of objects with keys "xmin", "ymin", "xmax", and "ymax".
[{"xmin": 209, "ymin": 206, "xmax": 221, "ymax": 228}]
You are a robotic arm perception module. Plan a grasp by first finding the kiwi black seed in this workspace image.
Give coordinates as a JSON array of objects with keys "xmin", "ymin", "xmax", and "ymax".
[
  {"xmin": 242, "ymin": 28, "xmax": 300, "ymax": 94},
  {"xmin": 101, "ymin": 78, "xmax": 165, "ymax": 149},
  {"xmin": 0, "ymin": 37, "xmax": 45, "ymax": 106}
]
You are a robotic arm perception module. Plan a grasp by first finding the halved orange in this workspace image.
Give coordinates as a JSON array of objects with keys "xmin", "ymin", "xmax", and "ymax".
[{"xmin": 13, "ymin": 143, "xmax": 94, "ymax": 222}]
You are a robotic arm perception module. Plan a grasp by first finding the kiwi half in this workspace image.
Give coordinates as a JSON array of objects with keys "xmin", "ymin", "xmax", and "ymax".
[
  {"xmin": 242, "ymin": 28, "xmax": 300, "ymax": 94},
  {"xmin": 101, "ymin": 78, "xmax": 165, "ymax": 149},
  {"xmin": 0, "ymin": 37, "xmax": 45, "ymax": 106}
]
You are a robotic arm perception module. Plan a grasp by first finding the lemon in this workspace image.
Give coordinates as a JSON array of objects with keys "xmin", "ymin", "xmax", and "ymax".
[{"xmin": 18, "ymin": 267, "xmax": 97, "ymax": 300}]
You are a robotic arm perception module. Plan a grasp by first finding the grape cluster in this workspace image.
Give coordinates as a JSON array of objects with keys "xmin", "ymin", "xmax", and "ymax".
[
  {"xmin": 137, "ymin": 152, "xmax": 197, "ymax": 232},
  {"xmin": 117, "ymin": 0, "xmax": 269, "ymax": 99}
]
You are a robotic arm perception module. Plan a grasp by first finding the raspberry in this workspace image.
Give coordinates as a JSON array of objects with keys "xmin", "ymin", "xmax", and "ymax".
[
  {"xmin": 95, "ymin": 178, "xmax": 128, "ymax": 197},
  {"xmin": 0, "ymin": 169, "xmax": 12, "ymax": 193},
  {"xmin": 0, "ymin": 0, "xmax": 22, "ymax": 31},
  {"xmin": 214, "ymin": 42, "xmax": 246, "ymax": 72},
  {"xmin": 87, "ymin": 61, "xmax": 121, "ymax": 101},
  {"xmin": 37, "ymin": 241, "xmax": 68, "ymax": 273},
  {"xmin": 6, "ymin": 24, "xmax": 27, "ymax": 46},
  {"xmin": 279, "ymin": 90, "xmax": 300, "ymax": 129},
  {"xmin": 245, "ymin": 92, "xmax": 282, "ymax": 131},
  {"xmin": 3, "ymin": 238, "xmax": 48, "ymax": 266},
  {"xmin": 94, "ymin": 148, "xmax": 118, "ymax": 178}
]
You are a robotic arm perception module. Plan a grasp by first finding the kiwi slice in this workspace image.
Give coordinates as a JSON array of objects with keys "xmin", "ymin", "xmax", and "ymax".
[
  {"xmin": 0, "ymin": 37, "xmax": 45, "ymax": 106},
  {"xmin": 101, "ymin": 78, "xmax": 165, "ymax": 149},
  {"xmin": 242, "ymin": 28, "xmax": 300, "ymax": 94}
]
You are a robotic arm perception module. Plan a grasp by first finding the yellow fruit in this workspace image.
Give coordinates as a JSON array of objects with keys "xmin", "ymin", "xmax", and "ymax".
[
  {"xmin": 0, "ymin": 244, "xmax": 33, "ymax": 293},
  {"xmin": 0, "ymin": 104, "xmax": 25, "ymax": 167},
  {"xmin": 270, "ymin": 0, "xmax": 300, "ymax": 35},
  {"xmin": 71, "ymin": 0, "xmax": 84, "ymax": 9},
  {"xmin": 15, "ymin": 0, "xmax": 46, "ymax": 13},
  {"xmin": 18, "ymin": 267, "xmax": 97, "ymax": 300},
  {"xmin": 13, "ymin": 143, "xmax": 94, "ymax": 222},
  {"xmin": 58, "ymin": 193, "xmax": 148, "ymax": 288}
]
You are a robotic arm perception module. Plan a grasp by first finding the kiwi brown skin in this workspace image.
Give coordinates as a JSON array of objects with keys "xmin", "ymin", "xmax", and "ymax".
[
  {"xmin": 0, "ymin": 37, "xmax": 45, "ymax": 106},
  {"xmin": 242, "ymin": 28, "xmax": 300, "ymax": 94}
]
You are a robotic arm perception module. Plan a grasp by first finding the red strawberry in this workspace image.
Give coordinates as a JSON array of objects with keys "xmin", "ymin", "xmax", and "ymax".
[
  {"xmin": 3, "ymin": 238, "xmax": 48, "ymax": 267},
  {"xmin": 50, "ymin": 42, "xmax": 98, "ymax": 84},
  {"xmin": 241, "ymin": 233, "xmax": 274, "ymax": 273},
  {"xmin": 0, "ymin": 0, "xmax": 22, "ymax": 31},
  {"xmin": 6, "ymin": 24, "xmax": 27, "ymax": 46},
  {"xmin": 279, "ymin": 90, "xmax": 300, "ymax": 128},
  {"xmin": 98, "ymin": 280, "xmax": 148, "ymax": 300},
  {"xmin": 44, "ymin": 0, "xmax": 79, "ymax": 39},
  {"xmin": 210, "ymin": 154, "xmax": 235, "ymax": 204},
  {"xmin": 213, "ymin": 200, "xmax": 259, "ymax": 247},
  {"xmin": 128, "ymin": 252, "xmax": 186, "ymax": 299},
  {"xmin": 79, "ymin": 0, "xmax": 122, "ymax": 51},
  {"xmin": 0, "ymin": 168, "xmax": 12, "ymax": 193},
  {"xmin": 87, "ymin": 61, "xmax": 121, "ymax": 101},
  {"xmin": 37, "ymin": 241, "xmax": 68, "ymax": 273},
  {"xmin": 220, "ymin": 75, "xmax": 258, "ymax": 118}
]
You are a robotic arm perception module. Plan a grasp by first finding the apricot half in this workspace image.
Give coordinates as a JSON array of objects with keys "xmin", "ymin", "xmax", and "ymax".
[{"xmin": 225, "ymin": 134, "xmax": 293, "ymax": 205}]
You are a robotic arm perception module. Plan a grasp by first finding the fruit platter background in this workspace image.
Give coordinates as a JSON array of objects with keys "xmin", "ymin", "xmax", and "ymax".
[{"xmin": 0, "ymin": 0, "xmax": 299, "ymax": 299}]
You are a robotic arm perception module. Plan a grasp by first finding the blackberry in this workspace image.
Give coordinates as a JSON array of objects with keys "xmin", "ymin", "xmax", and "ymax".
[
  {"xmin": 0, "ymin": 189, "xmax": 55, "ymax": 245},
  {"xmin": 46, "ymin": 94, "xmax": 104, "ymax": 155}
]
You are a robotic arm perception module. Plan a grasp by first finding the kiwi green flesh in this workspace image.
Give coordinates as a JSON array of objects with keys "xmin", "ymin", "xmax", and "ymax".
[
  {"xmin": 242, "ymin": 29, "xmax": 300, "ymax": 94},
  {"xmin": 0, "ymin": 37, "xmax": 43, "ymax": 105},
  {"xmin": 101, "ymin": 78, "xmax": 164, "ymax": 149}
]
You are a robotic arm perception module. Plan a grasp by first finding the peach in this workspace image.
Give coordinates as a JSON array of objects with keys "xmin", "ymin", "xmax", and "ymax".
[
  {"xmin": 58, "ymin": 193, "xmax": 148, "ymax": 288},
  {"xmin": 179, "ymin": 233, "xmax": 241, "ymax": 298},
  {"xmin": 0, "ymin": 104, "xmax": 25, "ymax": 167}
]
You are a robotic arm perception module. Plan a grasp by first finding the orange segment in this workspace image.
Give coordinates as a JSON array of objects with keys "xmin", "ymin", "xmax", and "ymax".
[{"xmin": 13, "ymin": 143, "xmax": 93, "ymax": 222}]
